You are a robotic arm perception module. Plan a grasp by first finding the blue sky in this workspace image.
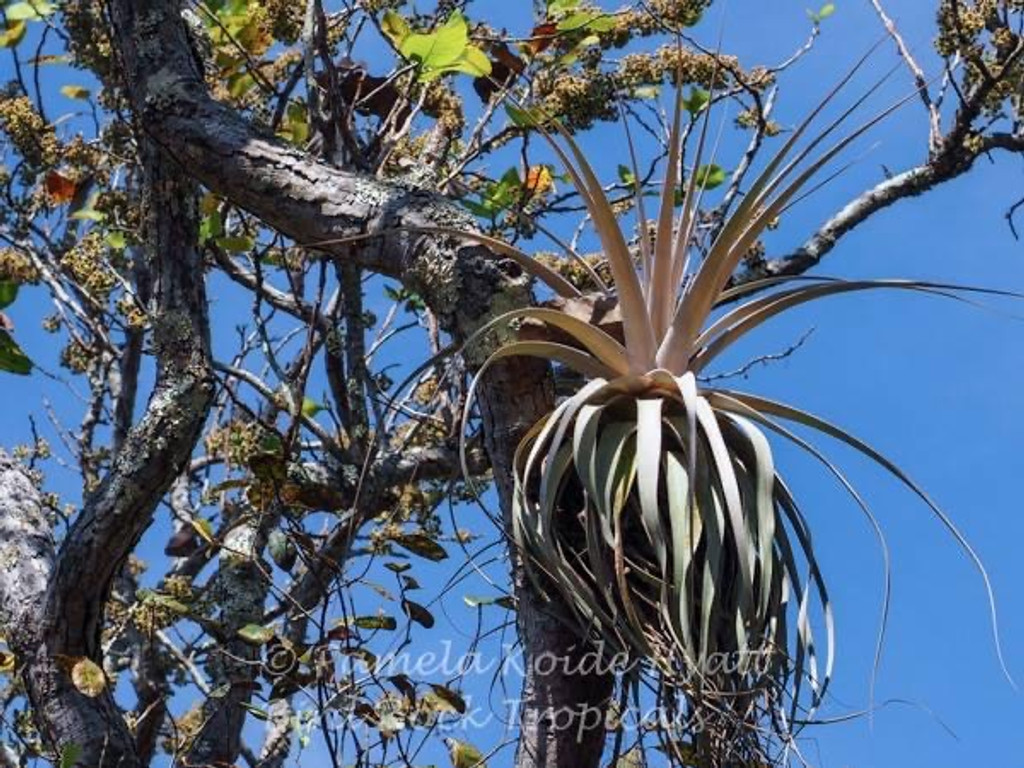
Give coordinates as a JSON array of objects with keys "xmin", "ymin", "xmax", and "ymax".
[{"xmin": 2, "ymin": 1, "xmax": 1024, "ymax": 766}]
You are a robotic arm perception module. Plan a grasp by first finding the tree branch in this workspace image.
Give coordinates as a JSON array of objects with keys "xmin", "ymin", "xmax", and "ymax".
[
  {"xmin": 4, "ymin": 130, "xmax": 215, "ymax": 768},
  {"xmin": 100, "ymin": 4, "xmax": 619, "ymax": 768},
  {"xmin": 868, "ymin": 0, "xmax": 942, "ymax": 150},
  {"xmin": 744, "ymin": 130, "xmax": 1023, "ymax": 282},
  {"xmin": 105, "ymin": 0, "xmax": 527, "ymax": 326}
]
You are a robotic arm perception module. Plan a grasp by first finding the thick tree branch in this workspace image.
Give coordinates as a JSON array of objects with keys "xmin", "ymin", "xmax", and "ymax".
[
  {"xmin": 3, "ymin": 134, "xmax": 215, "ymax": 767},
  {"xmin": 184, "ymin": 506, "xmax": 273, "ymax": 766},
  {"xmin": 106, "ymin": 0, "xmax": 527, "ymax": 324},
  {"xmin": 99, "ymin": 4, "xmax": 615, "ymax": 768},
  {"xmin": 0, "ymin": 455, "xmax": 53, "ymax": 658}
]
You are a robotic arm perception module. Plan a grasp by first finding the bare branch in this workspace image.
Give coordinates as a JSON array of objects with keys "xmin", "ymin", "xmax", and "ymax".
[
  {"xmin": 744, "ymin": 130, "xmax": 1024, "ymax": 283},
  {"xmin": 869, "ymin": 0, "xmax": 942, "ymax": 150}
]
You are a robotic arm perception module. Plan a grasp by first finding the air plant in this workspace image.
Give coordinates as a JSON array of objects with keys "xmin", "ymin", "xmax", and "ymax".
[{"xmin": 453, "ymin": 48, "xmax": 1016, "ymax": 766}]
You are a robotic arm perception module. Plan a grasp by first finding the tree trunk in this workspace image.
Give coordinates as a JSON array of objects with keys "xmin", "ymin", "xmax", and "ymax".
[
  {"xmin": 0, "ymin": 127, "xmax": 213, "ymax": 768},
  {"xmin": 476, "ymin": 356, "xmax": 615, "ymax": 768}
]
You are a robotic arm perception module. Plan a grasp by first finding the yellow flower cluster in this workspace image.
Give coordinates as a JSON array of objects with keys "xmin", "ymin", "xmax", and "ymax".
[
  {"xmin": 536, "ymin": 70, "xmax": 618, "ymax": 131},
  {"xmin": 412, "ymin": 374, "xmax": 440, "ymax": 406},
  {"xmin": 623, "ymin": 0, "xmax": 709, "ymax": 36},
  {"xmin": 736, "ymin": 108, "xmax": 781, "ymax": 136},
  {"xmin": 0, "ymin": 247, "xmax": 39, "ymax": 285},
  {"xmin": 60, "ymin": 339, "xmax": 96, "ymax": 374},
  {"xmin": 61, "ymin": 232, "xmax": 117, "ymax": 301},
  {"xmin": 61, "ymin": 135, "xmax": 107, "ymax": 185},
  {"xmin": 11, "ymin": 438, "xmax": 50, "ymax": 462},
  {"xmin": 161, "ymin": 705, "xmax": 204, "ymax": 755},
  {"xmin": 264, "ymin": 0, "xmax": 304, "ymax": 44},
  {"xmin": 424, "ymin": 82, "xmax": 465, "ymax": 133},
  {"xmin": 936, "ymin": 0, "xmax": 994, "ymax": 56},
  {"xmin": 62, "ymin": 0, "xmax": 115, "ymax": 83},
  {"xmin": 116, "ymin": 294, "xmax": 148, "ymax": 330},
  {"xmin": 205, "ymin": 419, "xmax": 273, "ymax": 467},
  {"xmin": 389, "ymin": 417, "xmax": 448, "ymax": 450},
  {"xmin": 369, "ymin": 521, "xmax": 405, "ymax": 554},
  {"xmin": 535, "ymin": 252, "xmax": 612, "ymax": 292},
  {"xmin": 0, "ymin": 94, "xmax": 58, "ymax": 171},
  {"xmin": 164, "ymin": 575, "xmax": 195, "ymax": 602},
  {"xmin": 935, "ymin": 0, "xmax": 1023, "ymax": 119}
]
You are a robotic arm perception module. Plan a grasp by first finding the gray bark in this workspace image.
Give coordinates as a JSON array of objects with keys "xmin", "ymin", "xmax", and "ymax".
[
  {"xmin": 0, "ymin": 116, "xmax": 214, "ymax": 768},
  {"xmin": 102, "ymin": 3, "xmax": 616, "ymax": 766},
  {"xmin": 8, "ymin": 1, "xmax": 1013, "ymax": 767}
]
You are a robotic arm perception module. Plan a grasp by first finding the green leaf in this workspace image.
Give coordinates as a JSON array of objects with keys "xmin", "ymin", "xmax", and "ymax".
[
  {"xmin": 447, "ymin": 738, "xmax": 486, "ymax": 768},
  {"xmin": 401, "ymin": 574, "xmax": 420, "ymax": 590},
  {"xmin": 284, "ymin": 101, "xmax": 309, "ymax": 145},
  {"xmin": 199, "ymin": 211, "xmax": 223, "ymax": 243},
  {"xmin": 104, "ymin": 230, "xmax": 127, "ymax": 250},
  {"xmin": 429, "ymin": 684, "xmax": 466, "ymax": 714},
  {"xmin": 381, "ymin": 9, "xmax": 411, "ymax": 44},
  {"xmin": 556, "ymin": 11, "xmax": 616, "ymax": 33},
  {"xmin": 191, "ymin": 517, "xmax": 215, "ymax": 544},
  {"xmin": 398, "ymin": 11, "xmax": 489, "ymax": 82},
  {"xmin": 237, "ymin": 624, "xmax": 275, "ymax": 646},
  {"xmin": 5, "ymin": 1, "xmax": 56, "ymax": 21},
  {"xmin": 353, "ymin": 615, "xmax": 398, "ymax": 631},
  {"xmin": 384, "ymin": 561, "xmax": 411, "ymax": 573},
  {"xmin": 227, "ymin": 71, "xmax": 256, "ymax": 100},
  {"xmin": 547, "ymin": 0, "xmax": 580, "ymax": 12},
  {"xmin": 586, "ymin": 16, "xmax": 617, "ymax": 32},
  {"xmin": 215, "ymin": 235, "xmax": 254, "ymax": 253},
  {"xmin": 450, "ymin": 45, "xmax": 492, "ymax": 78},
  {"xmin": 400, "ymin": 12, "xmax": 467, "ymax": 70},
  {"xmin": 59, "ymin": 743, "xmax": 82, "ymax": 768},
  {"xmin": 0, "ymin": 20, "xmax": 27, "ymax": 48},
  {"xmin": 693, "ymin": 163, "xmax": 727, "ymax": 190},
  {"xmin": 392, "ymin": 533, "xmax": 448, "ymax": 562},
  {"xmin": 505, "ymin": 103, "xmax": 546, "ymax": 128},
  {"xmin": 69, "ymin": 207, "xmax": 105, "ymax": 222},
  {"xmin": 807, "ymin": 3, "xmax": 836, "ymax": 22},
  {"xmin": 60, "ymin": 85, "xmax": 90, "ymax": 100},
  {"xmin": 0, "ymin": 281, "xmax": 17, "ymax": 311},
  {"xmin": 617, "ymin": 164, "xmax": 635, "ymax": 186},
  {"xmin": 683, "ymin": 87, "xmax": 710, "ymax": 115},
  {"xmin": 301, "ymin": 397, "xmax": 324, "ymax": 417},
  {"xmin": 267, "ymin": 530, "xmax": 297, "ymax": 570},
  {"xmin": 463, "ymin": 595, "xmax": 496, "ymax": 607},
  {"xmin": 240, "ymin": 702, "xmax": 269, "ymax": 721},
  {"xmin": 0, "ymin": 331, "xmax": 31, "ymax": 375}
]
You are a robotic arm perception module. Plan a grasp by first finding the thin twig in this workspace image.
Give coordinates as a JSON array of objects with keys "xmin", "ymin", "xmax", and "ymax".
[
  {"xmin": 699, "ymin": 327, "xmax": 815, "ymax": 382},
  {"xmin": 868, "ymin": 0, "xmax": 941, "ymax": 151}
]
